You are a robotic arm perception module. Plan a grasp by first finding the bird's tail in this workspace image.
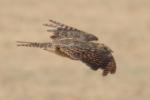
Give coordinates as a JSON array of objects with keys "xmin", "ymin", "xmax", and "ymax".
[{"xmin": 16, "ymin": 41, "xmax": 52, "ymax": 49}]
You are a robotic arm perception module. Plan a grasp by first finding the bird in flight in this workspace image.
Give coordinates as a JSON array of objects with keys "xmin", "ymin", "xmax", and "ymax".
[{"xmin": 17, "ymin": 20, "xmax": 116, "ymax": 76}]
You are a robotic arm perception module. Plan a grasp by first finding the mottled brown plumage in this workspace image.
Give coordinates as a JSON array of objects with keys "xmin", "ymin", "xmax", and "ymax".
[
  {"xmin": 17, "ymin": 20, "xmax": 116, "ymax": 76},
  {"xmin": 43, "ymin": 20, "xmax": 98, "ymax": 41}
]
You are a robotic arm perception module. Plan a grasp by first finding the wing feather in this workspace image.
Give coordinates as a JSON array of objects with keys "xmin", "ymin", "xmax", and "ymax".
[{"xmin": 43, "ymin": 20, "xmax": 98, "ymax": 41}]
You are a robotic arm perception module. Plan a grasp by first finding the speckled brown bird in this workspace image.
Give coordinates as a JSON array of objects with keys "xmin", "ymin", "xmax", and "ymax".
[{"xmin": 17, "ymin": 20, "xmax": 116, "ymax": 76}]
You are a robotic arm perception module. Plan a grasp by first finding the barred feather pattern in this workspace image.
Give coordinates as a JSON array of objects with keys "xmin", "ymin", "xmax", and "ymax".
[
  {"xmin": 17, "ymin": 19, "xmax": 117, "ymax": 76},
  {"xmin": 43, "ymin": 20, "xmax": 98, "ymax": 41},
  {"xmin": 17, "ymin": 41, "xmax": 52, "ymax": 49}
]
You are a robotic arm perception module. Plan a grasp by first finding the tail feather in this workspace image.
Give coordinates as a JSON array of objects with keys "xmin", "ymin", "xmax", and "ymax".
[{"xmin": 16, "ymin": 41, "xmax": 52, "ymax": 49}]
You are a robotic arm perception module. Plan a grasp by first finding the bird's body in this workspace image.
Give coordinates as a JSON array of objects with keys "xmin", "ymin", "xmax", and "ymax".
[{"xmin": 17, "ymin": 20, "xmax": 116, "ymax": 76}]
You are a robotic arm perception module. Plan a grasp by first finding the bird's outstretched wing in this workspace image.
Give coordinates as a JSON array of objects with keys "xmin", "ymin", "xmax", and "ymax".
[
  {"xmin": 16, "ymin": 41, "xmax": 53, "ymax": 50},
  {"xmin": 43, "ymin": 20, "xmax": 98, "ymax": 41}
]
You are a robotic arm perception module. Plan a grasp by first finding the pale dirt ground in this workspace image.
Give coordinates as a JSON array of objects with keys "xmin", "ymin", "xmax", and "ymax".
[{"xmin": 0, "ymin": 0, "xmax": 150, "ymax": 100}]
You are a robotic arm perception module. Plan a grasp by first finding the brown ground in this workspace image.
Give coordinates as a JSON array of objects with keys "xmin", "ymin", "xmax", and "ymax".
[{"xmin": 0, "ymin": 0, "xmax": 150, "ymax": 100}]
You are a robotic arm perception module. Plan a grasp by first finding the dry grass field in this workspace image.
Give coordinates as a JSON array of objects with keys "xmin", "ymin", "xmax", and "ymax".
[{"xmin": 0, "ymin": 0, "xmax": 150, "ymax": 100}]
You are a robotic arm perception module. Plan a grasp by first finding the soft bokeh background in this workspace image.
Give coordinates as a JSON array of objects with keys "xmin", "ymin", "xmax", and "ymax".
[{"xmin": 0, "ymin": 0, "xmax": 150, "ymax": 100}]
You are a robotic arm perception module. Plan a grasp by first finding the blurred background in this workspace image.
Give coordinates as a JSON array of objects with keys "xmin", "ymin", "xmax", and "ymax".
[{"xmin": 0, "ymin": 0, "xmax": 150, "ymax": 100}]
